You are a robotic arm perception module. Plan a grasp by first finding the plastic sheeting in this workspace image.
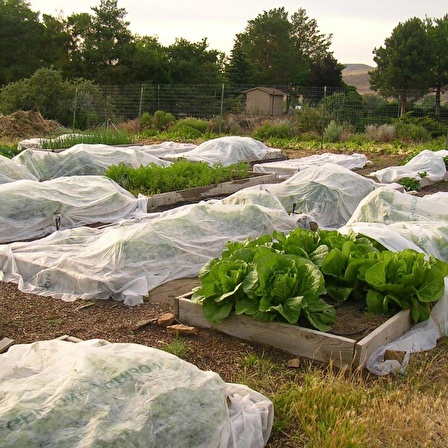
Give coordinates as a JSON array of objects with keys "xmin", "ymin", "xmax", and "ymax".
[
  {"xmin": 13, "ymin": 144, "xmax": 171, "ymax": 180},
  {"xmin": 161, "ymin": 136, "xmax": 283, "ymax": 165},
  {"xmin": 253, "ymin": 152, "xmax": 370, "ymax": 178},
  {"xmin": 340, "ymin": 187, "xmax": 448, "ymax": 375},
  {"xmin": 0, "ymin": 176, "xmax": 148, "ymax": 244},
  {"xmin": 0, "ymin": 155, "xmax": 38, "ymax": 184},
  {"xmin": 0, "ymin": 188, "xmax": 299, "ymax": 305},
  {"xmin": 251, "ymin": 163, "xmax": 376, "ymax": 229},
  {"xmin": 369, "ymin": 149, "xmax": 448, "ymax": 185},
  {"xmin": 0, "ymin": 339, "xmax": 273, "ymax": 448}
]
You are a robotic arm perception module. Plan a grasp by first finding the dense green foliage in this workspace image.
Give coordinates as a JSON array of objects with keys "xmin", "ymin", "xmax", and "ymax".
[
  {"xmin": 0, "ymin": 68, "xmax": 106, "ymax": 128},
  {"xmin": 227, "ymin": 7, "xmax": 344, "ymax": 89},
  {"xmin": 370, "ymin": 16, "xmax": 448, "ymax": 116},
  {"xmin": 105, "ymin": 160, "xmax": 250, "ymax": 196},
  {"xmin": 192, "ymin": 228, "xmax": 448, "ymax": 330}
]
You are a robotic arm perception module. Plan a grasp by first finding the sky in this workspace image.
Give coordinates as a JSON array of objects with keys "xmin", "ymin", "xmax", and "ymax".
[{"xmin": 28, "ymin": 0, "xmax": 447, "ymax": 67}]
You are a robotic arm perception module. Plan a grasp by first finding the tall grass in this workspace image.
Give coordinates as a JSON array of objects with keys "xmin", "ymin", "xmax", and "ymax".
[{"xmin": 231, "ymin": 338, "xmax": 448, "ymax": 447}]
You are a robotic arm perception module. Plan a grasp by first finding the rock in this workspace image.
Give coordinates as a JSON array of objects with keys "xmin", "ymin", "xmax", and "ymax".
[
  {"xmin": 157, "ymin": 313, "xmax": 176, "ymax": 327},
  {"xmin": 166, "ymin": 324, "xmax": 198, "ymax": 335}
]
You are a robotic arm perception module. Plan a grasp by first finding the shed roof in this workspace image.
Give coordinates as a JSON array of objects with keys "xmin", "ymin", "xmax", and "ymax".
[{"xmin": 243, "ymin": 87, "xmax": 287, "ymax": 96}]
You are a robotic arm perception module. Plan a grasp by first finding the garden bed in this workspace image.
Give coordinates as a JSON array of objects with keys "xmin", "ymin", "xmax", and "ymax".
[
  {"xmin": 147, "ymin": 172, "xmax": 279, "ymax": 211},
  {"xmin": 174, "ymin": 291, "xmax": 412, "ymax": 369}
]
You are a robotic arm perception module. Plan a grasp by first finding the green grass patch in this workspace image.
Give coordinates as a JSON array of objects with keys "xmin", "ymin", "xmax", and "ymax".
[{"xmin": 105, "ymin": 160, "xmax": 250, "ymax": 196}]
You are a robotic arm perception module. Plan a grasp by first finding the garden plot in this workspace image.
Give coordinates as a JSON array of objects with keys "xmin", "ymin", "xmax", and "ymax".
[
  {"xmin": 253, "ymin": 152, "xmax": 370, "ymax": 178},
  {"xmin": 160, "ymin": 136, "xmax": 284, "ymax": 165},
  {"xmin": 13, "ymin": 144, "xmax": 171, "ymax": 180},
  {"xmin": 0, "ymin": 176, "xmax": 147, "ymax": 244},
  {"xmin": 0, "ymin": 339, "xmax": 273, "ymax": 448},
  {"xmin": 0, "ymin": 154, "xmax": 38, "ymax": 184},
  {"xmin": 0, "ymin": 189, "xmax": 299, "ymax": 305}
]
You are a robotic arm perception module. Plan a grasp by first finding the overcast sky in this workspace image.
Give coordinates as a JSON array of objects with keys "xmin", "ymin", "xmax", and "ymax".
[{"xmin": 28, "ymin": 0, "xmax": 447, "ymax": 66}]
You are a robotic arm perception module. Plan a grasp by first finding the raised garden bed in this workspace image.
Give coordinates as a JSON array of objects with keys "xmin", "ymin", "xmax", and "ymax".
[
  {"xmin": 174, "ymin": 291, "xmax": 412, "ymax": 369},
  {"xmin": 147, "ymin": 172, "xmax": 279, "ymax": 212}
]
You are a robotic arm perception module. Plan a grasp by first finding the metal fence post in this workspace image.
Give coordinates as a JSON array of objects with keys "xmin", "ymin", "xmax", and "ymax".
[
  {"xmin": 219, "ymin": 83, "xmax": 225, "ymax": 136},
  {"xmin": 137, "ymin": 84, "xmax": 144, "ymax": 134},
  {"xmin": 72, "ymin": 87, "xmax": 78, "ymax": 131},
  {"xmin": 321, "ymin": 86, "xmax": 327, "ymax": 149}
]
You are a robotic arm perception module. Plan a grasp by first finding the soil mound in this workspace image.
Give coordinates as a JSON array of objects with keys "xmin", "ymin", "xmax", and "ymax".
[{"xmin": 0, "ymin": 110, "xmax": 61, "ymax": 140}]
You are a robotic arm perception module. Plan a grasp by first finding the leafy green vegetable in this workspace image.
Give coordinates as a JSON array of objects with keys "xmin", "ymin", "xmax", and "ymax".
[
  {"xmin": 362, "ymin": 250, "xmax": 448, "ymax": 323},
  {"xmin": 398, "ymin": 176, "xmax": 421, "ymax": 191},
  {"xmin": 192, "ymin": 237, "xmax": 334, "ymax": 331},
  {"xmin": 192, "ymin": 228, "xmax": 448, "ymax": 331}
]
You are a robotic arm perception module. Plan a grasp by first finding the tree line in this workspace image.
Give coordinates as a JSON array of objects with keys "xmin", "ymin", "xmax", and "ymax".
[
  {"xmin": 0, "ymin": 0, "xmax": 343, "ymax": 87},
  {"xmin": 0, "ymin": 0, "xmax": 447, "ymax": 119}
]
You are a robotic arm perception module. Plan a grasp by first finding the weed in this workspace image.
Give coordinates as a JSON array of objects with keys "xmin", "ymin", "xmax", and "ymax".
[
  {"xmin": 47, "ymin": 319, "xmax": 62, "ymax": 326},
  {"xmin": 162, "ymin": 336, "xmax": 188, "ymax": 358}
]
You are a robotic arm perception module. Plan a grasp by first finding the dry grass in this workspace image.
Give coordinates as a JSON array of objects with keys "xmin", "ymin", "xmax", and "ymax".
[{"xmin": 234, "ymin": 338, "xmax": 448, "ymax": 447}]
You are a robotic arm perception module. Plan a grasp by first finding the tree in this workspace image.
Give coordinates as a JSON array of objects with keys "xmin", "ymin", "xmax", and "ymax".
[
  {"xmin": 129, "ymin": 36, "xmax": 171, "ymax": 84},
  {"xmin": 166, "ymin": 38, "xmax": 224, "ymax": 84},
  {"xmin": 290, "ymin": 9, "xmax": 344, "ymax": 90},
  {"xmin": 0, "ymin": 0, "xmax": 47, "ymax": 85},
  {"xmin": 370, "ymin": 17, "xmax": 433, "ymax": 116},
  {"xmin": 0, "ymin": 67, "xmax": 105, "ymax": 128},
  {"xmin": 232, "ymin": 8, "xmax": 302, "ymax": 86},
  {"xmin": 225, "ymin": 40, "xmax": 257, "ymax": 85},
  {"xmin": 40, "ymin": 13, "xmax": 73, "ymax": 75},
  {"xmin": 229, "ymin": 7, "xmax": 343, "ymax": 88},
  {"xmin": 427, "ymin": 16, "xmax": 448, "ymax": 118},
  {"xmin": 74, "ymin": 0, "xmax": 136, "ymax": 84}
]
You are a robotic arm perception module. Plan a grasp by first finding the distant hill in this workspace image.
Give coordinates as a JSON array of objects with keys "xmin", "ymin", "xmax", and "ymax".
[
  {"xmin": 342, "ymin": 63, "xmax": 375, "ymax": 73},
  {"xmin": 342, "ymin": 64, "xmax": 375, "ymax": 93}
]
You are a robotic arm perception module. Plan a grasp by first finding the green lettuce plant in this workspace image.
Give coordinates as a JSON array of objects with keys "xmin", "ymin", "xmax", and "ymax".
[
  {"xmin": 362, "ymin": 250, "xmax": 448, "ymax": 323},
  {"xmin": 192, "ymin": 229, "xmax": 448, "ymax": 331}
]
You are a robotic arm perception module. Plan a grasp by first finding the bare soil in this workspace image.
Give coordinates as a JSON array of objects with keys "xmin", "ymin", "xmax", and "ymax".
[{"xmin": 1, "ymin": 147, "xmax": 448, "ymax": 447}]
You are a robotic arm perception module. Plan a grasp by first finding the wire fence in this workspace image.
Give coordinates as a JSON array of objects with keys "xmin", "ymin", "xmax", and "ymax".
[{"xmin": 72, "ymin": 84, "xmax": 448, "ymax": 138}]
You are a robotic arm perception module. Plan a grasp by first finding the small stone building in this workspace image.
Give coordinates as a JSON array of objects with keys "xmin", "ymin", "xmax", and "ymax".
[{"xmin": 243, "ymin": 87, "xmax": 287, "ymax": 116}]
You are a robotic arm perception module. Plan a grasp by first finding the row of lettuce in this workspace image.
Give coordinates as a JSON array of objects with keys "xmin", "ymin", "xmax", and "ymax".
[{"xmin": 191, "ymin": 228, "xmax": 448, "ymax": 332}]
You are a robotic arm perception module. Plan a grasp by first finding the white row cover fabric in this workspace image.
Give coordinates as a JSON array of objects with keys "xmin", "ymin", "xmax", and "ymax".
[
  {"xmin": 369, "ymin": 149, "xmax": 448, "ymax": 185},
  {"xmin": 133, "ymin": 141, "xmax": 197, "ymax": 157},
  {"xmin": 253, "ymin": 152, "xmax": 370, "ymax": 178},
  {"xmin": 161, "ymin": 136, "xmax": 282, "ymax": 166},
  {"xmin": 0, "ymin": 176, "xmax": 148, "ymax": 244},
  {"xmin": 0, "ymin": 189, "xmax": 299, "ymax": 305},
  {"xmin": 340, "ymin": 187, "xmax": 448, "ymax": 375},
  {"xmin": 251, "ymin": 163, "xmax": 377, "ymax": 229},
  {"xmin": 343, "ymin": 187, "xmax": 448, "ymax": 262},
  {"xmin": 13, "ymin": 144, "xmax": 171, "ymax": 180},
  {"xmin": 0, "ymin": 155, "xmax": 38, "ymax": 184},
  {"xmin": 0, "ymin": 339, "xmax": 273, "ymax": 448}
]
